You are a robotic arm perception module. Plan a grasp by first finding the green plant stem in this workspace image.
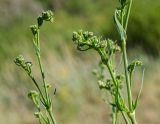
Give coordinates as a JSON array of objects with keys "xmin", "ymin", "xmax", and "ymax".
[
  {"xmin": 36, "ymin": 30, "xmax": 56, "ymax": 124},
  {"xmin": 107, "ymin": 63, "xmax": 117, "ymax": 87},
  {"xmin": 112, "ymin": 111, "xmax": 116, "ymax": 124},
  {"xmin": 121, "ymin": 9, "xmax": 124, "ymax": 27},
  {"xmin": 122, "ymin": 40, "xmax": 133, "ymax": 111},
  {"xmin": 37, "ymin": 54, "xmax": 49, "ymax": 100},
  {"xmin": 29, "ymin": 75, "xmax": 46, "ymax": 102},
  {"xmin": 125, "ymin": 0, "xmax": 133, "ymax": 31},
  {"xmin": 48, "ymin": 109, "xmax": 57, "ymax": 124},
  {"xmin": 36, "ymin": 30, "xmax": 49, "ymax": 102},
  {"xmin": 129, "ymin": 112, "xmax": 137, "ymax": 124},
  {"xmin": 112, "ymin": 106, "xmax": 118, "ymax": 124},
  {"xmin": 98, "ymin": 49, "xmax": 117, "ymax": 87},
  {"xmin": 115, "ymin": 110, "xmax": 118, "ymax": 124},
  {"xmin": 121, "ymin": 111, "xmax": 129, "ymax": 124}
]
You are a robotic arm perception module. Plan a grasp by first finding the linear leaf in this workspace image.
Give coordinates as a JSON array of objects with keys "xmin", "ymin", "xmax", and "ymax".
[
  {"xmin": 114, "ymin": 10, "xmax": 127, "ymax": 41},
  {"xmin": 133, "ymin": 68, "xmax": 145, "ymax": 110}
]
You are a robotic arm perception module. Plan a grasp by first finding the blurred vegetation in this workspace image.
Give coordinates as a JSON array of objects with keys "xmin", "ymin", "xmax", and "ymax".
[
  {"xmin": 39, "ymin": 0, "xmax": 160, "ymax": 56},
  {"xmin": 0, "ymin": 0, "xmax": 160, "ymax": 124},
  {"xmin": 0, "ymin": 0, "xmax": 160, "ymax": 58}
]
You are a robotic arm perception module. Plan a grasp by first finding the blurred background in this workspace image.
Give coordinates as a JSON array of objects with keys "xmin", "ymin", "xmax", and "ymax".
[{"xmin": 0, "ymin": 0, "xmax": 160, "ymax": 124}]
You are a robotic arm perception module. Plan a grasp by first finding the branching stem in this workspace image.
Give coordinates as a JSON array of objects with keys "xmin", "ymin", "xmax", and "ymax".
[{"xmin": 122, "ymin": 40, "xmax": 132, "ymax": 111}]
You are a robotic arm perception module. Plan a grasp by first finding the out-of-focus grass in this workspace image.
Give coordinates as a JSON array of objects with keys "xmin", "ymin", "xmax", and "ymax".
[{"xmin": 0, "ymin": 0, "xmax": 160, "ymax": 124}]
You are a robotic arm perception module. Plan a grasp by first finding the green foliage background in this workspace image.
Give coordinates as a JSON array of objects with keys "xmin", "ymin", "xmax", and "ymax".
[{"xmin": 0, "ymin": 0, "xmax": 160, "ymax": 124}]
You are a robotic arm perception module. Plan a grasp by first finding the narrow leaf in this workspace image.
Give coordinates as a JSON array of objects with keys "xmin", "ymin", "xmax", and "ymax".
[
  {"xmin": 133, "ymin": 68, "xmax": 145, "ymax": 110},
  {"xmin": 114, "ymin": 10, "xmax": 127, "ymax": 41}
]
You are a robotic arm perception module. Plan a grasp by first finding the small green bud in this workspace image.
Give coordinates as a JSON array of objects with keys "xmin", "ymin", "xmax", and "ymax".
[
  {"xmin": 128, "ymin": 60, "xmax": 143, "ymax": 73},
  {"xmin": 46, "ymin": 83, "xmax": 51, "ymax": 89},
  {"xmin": 88, "ymin": 31, "xmax": 94, "ymax": 37},
  {"xmin": 28, "ymin": 90, "xmax": 39, "ymax": 107},
  {"xmin": 30, "ymin": 25, "xmax": 38, "ymax": 35},
  {"xmin": 114, "ymin": 44, "xmax": 121, "ymax": 52},
  {"xmin": 25, "ymin": 61, "xmax": 32, "ymax": 75},
  {"xmin": 25, "ymin": 61, "xmax": 32, "ymax": 67},
  {"xmin": 83, "ymin": 31, "xmax": 93, "ymax": 40},
  {"xmin": 42, "ymin": 10, "xmax": 54, "ymax": 22},
  {"xmin": 14, "ymin": 55, "xmax": 25, "ymax": 66},
  {"xmin": 116, "ymin": 75, "xmax": 124, "ymax": 81},
  {"xmin": 72, "ymin": 31, "xmax": 78, "ymax": 41},
  {"xmin": 98, "ymin": 80, "xmax": 106, "ymax": 89},
  {"xmin": 37, "ymin": 16, "xmax": 43, "ymax": 27},
  {"xmin": 14, "ymin": 55, "xmax": 33, "ymax": 75},
  {"xmin": 119, "ymin": 0, "xmax": 127, "ymax": 6},
  {"xmin": 28, "ymin": 90, "xmax": 39, "ymax": 98}
]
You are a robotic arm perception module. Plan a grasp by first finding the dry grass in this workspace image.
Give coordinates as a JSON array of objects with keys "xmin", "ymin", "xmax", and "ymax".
[{"xmin": 0, "ymin": 43, "xmax": 160, "ymax": 124}]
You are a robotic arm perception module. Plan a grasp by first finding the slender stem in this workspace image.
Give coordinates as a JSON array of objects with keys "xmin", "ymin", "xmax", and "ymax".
[
  {"xmin": 29, "ymin": 75, "xmax": 46, "ymax": 102},
  {"xmin": 98, "ymin": 49, "xmax": 117, "ymax": 87},
  {"xmin": 129, "ymin": 112, "xmax": 137, "ymax": 124},
  {"xmin": 115, "ymin": 110, "xmax": 118, "ymax": 124},
  {"xmin": 124, "ymin": 0, "xmax": 133, "ymax": 31},
  {"xmin": 48, "ymin": 109, "xmax": 57, "ymax": 124},
  {"xmin": 36, "ymin": 30, "xmax": 49, "ymax": 102},
  {"xmin": 121, "ymin": 111, "xmax": 129, "ymax": 124},
  {"xmin": 40, "ymin": 113, "xmax": 49, "ymax": 124},
  {"xmin": 36, "ymin": 29, "xmax": 56, "ymax": 124},
  {"xmin": 112, "ymin": 112, "xmax": 116, "ymax": 124},
  {"xmin": 121, "ymin": 9, "xmax": 124, "ymax": 27},
  {"xmin": 37, "ymin": 54, "xmax": 49, "ymax": 100},
  {"xmin": 112, "ymin": 106, "xmax": 116, "ymax": 124},
  {"xmin": 107, "ymin": 63, "xmax": 117, "ymax": 87},
  {"xmin": 122, "ymin": 40, "xmax": 133, "ymax": 111}
]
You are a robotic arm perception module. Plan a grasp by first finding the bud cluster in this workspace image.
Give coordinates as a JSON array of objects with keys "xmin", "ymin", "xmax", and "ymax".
[
  {"xmin": 30, "ymin": 10, "xmax": 54, "ymax": 36},
  {"xmin": 14, "ymin": 55, "xmax": 32, "ymax": 76},
  {"xmin": 37, "ymin": 10, "xmax": 54, "ymax": 27},
  {"xmin": 128, "ymin": 60, "xmax": 143, "ymax": 73},
  {"xmin": 72, "ymin": 30, "xmax": 121, "ymax": 60}
]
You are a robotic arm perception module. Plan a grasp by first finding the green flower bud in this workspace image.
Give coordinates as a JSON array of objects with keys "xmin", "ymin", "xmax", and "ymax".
[
  {"xmin": 37, "ymin": 16, "xmax": 43, "ymax": 27},
  {"xmin": 30, "ymin": 25, "xmax": 38, "ymax": 35},
  {"xmin": 14, "ymin": 55, "xmax": 25, "ymax": 66},
  {"xmin": 119, "ymin": 0, "xmax": 127, "ymax": 6},
  {"xmin": 128, "ymin": 60, "xmax": 143, "ymax": 73},
  {"xmin": 42, "ymin": 10, "xmax": 54, "ymax": 22},
  {"xmin": 25, "ymin": 61, "xmax": 32, "ymax": 67},
  {"xmin": 28, "ymin": 90, "xmax": 39, "ymax": 98},
  {"xmin": 72, "ymin": 31, "xmax": 78, "ymax": 41},
  {"xmin": 28, "ymin": 91, "xmax": 39, "ymax": 108},
  {"xmin": 83, "ymin": 31, "xmax": 93, "ymax": 40},
  {"xmin": 46, "ymin": 83, "xmax": 51, "ymax": 89},
  {"xmin": 98, "ymin": 80, "xmax": 106, "ymax": 89}
]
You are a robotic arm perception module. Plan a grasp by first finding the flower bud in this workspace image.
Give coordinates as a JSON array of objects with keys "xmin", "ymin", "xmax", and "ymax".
[
  {"xmin": 28, "ymin": 90, "xmax": 39, "ymax": 107},
  {"xmin": 37, "ymin": 16, "xmax": 43, "ymax": 27},
  {"xmin": 14, "ymin": 55, "xmax": 25, "ymax": 66},
  {"xmin": 98, "ymin": 80, "xmax": 106, "ymax": 89},
  {"xmin": 30, "ymin": 25, "xmax": 38, "ymax": 35},
  {"xmin": 128, "ymin": 60, "xmax": 143, "ymax": 73},
  {"xmin": 72, "ymin": 31, "xmax": 78, "ymax": 41},
  {"xmin": 42, "ymin": 10, "xmax": 54, "ymax": 22},
  {"xmin": 25, "ymin": 61, "xmax": 32, "ymax": 67},
  {"xmin": 28, "ymin": 90, "xmax": 39, "ymax": 98}
]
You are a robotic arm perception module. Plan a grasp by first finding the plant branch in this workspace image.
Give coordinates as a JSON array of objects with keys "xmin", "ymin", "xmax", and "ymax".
[
  {"xmin": 124, "ymin": 0, "xmax": 133, "ymax": 31},
  {"xmin": 122, "ymin": 40, "xmax": 133, "ymax": 111}
]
